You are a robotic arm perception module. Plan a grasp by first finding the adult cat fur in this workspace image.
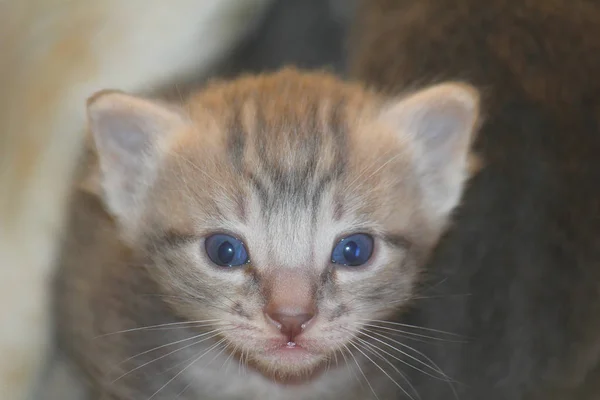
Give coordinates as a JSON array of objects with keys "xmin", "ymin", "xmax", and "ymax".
[{"xmin": 349, "ymin": 0, "xmax": 600, "ymax": 398}]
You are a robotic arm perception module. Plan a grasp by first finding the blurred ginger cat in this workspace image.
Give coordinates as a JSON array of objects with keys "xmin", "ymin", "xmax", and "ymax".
[{"xmin": 0, "ymin": 1, "xmax": 272, "ymax": 398}]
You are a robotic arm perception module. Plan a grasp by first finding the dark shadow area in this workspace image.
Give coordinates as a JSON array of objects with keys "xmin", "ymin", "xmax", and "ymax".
[
  {"xmin": 159, "ymin": 0, "xmax": 356, "ymax": 100},
  {"xmin": 221, "ymin": 0, "xmax": 356, "ymax": 76}
]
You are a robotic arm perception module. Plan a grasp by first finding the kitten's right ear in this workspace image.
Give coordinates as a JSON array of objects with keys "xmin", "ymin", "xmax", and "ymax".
[
  {"xmin": 380, "ymin": 82, "xmax": 480, "ymax": 218},
  {"xmin": 87, "ymin": 91, "xmax": 188, "ymax": 228}
]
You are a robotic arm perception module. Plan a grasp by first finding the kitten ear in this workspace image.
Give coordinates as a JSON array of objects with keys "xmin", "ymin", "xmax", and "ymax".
[
  {"xmin": 87, "ymin": 90, "xmax": 188, "ymax": 226},
  {"xmin": 381, "ymin": 83, "xmax": 480, "ymax": 216}
]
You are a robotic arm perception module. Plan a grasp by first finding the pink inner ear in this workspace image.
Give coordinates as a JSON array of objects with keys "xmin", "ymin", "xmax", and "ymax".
[
  {"xmin": 381, "ymin": 83, "xmax": 479, "ymax": 166},
  {"xmin": 379, "ymin": 82, "xmax": 480, "ymax": 216}
]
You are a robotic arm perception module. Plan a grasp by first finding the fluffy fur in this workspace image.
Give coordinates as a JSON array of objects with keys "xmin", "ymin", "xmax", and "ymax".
[
  {"xmin": 0, "ymin": 1, "xmax": 272, "ymax": 399},
  {"xmin": 55, "ymin": 68, "xmax": 480, "ymax": 399},
  {"xmin": 350, "ymin": 0, "xmax": 600, "ymax": 398}
]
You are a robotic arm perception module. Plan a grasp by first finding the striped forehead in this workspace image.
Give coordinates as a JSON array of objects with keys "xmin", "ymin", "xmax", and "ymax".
[
  {"xmin": 225, "ymin": 94, "xmax": 349, "ymax": 221},
  {"xmin": 160, "ymin": 70, "xmax": 389, "ymax": 254}
]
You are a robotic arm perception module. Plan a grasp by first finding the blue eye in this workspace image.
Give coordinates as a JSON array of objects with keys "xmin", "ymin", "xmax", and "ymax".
[
  {"xmin": 205, "ymin": 234, "xmax": 249, "ymax": 267},
  {"xmin": 331, "ymin": 233, "xmax": 374, "ymax": 267}
]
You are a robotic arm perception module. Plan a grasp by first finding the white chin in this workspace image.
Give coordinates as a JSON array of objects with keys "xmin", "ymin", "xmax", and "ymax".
[{"xmin": 250, "ymin": 346, "xmax": 329, "ymax": 382}]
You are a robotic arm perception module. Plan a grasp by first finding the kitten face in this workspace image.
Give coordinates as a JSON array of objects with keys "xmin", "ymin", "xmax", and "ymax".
[
  {"xmin": 86, "ymin": 69, "xmax": 479, "ymax": 382},
  {"xmin": 145, "ymin": 107, "xmax": 423, "ymax": 379}
]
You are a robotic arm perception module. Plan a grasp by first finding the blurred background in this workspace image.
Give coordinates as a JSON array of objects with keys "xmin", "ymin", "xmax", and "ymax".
[{"xmin": 161, "ymin": 0, "xmax": 357, "ymax": 98}]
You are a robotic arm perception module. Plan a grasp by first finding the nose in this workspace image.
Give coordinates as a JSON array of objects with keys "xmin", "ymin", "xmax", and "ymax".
[{"xmin": 265, "ymin": 308, "xmax": 315, "ymax": 342}]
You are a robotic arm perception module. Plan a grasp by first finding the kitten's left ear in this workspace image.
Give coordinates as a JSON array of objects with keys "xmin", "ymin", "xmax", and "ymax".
[
  {"xmin": 380, "ymin": 82, "xmax": 480, "ymax": 217},
  {"xmin": 87, "ymin": 90, "xmax": 189, "ymax": 232}
]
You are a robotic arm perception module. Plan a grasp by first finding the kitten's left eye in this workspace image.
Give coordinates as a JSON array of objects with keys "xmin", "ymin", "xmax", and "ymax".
[
  {"xmin": 331, "ymin": 233, "xmax": 374, "ymax": 267},
  {"xmin": 205, "ymin": 234, "xmax": 249, "ymax": 267}
]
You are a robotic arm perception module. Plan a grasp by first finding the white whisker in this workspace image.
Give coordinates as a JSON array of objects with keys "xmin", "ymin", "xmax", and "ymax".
[
  {"xmin": 410, "ymin": 293, "xmax": 472, "ymax": 301},
  {"xmin": 332, "ymin": 347, "xmax": 339, "ymax": 367},
  {"xmin": 242, "ymin": 348, "xmax": 249, "ymax": 375},
  {"xmin": 95, "ymin": 319, "xmax": 222, "ymax": 338},
  {"xmin": 206, "ymin": 340, "xmax": 229, "ymax": 366},
  {"xmin": 345, "ymin": 151, "xmax": 400, "ymax": 194},
  {"xmin": 360, "ymin": 319, "xmax": 464, "ymax": 338},
  {"xmin": 221, "ymin": 343, "xmax": 236, "ymax": 374},
  {"xmin": 147, "ymin": 338, "xmax": 227, "ymax": 400},
  {"xmin": 357, "ymin": 328, "xmax": 451, "ymax": 382},
  {"xmin": 159, "ymin": 337, "xmax": 228, "ymax": 375},
  {"xmin": 358, "ymin": 328, "xmax": 453, "ymax": 381},
  {"xmin": 349, "ymin": 341, "xmax": 416, "ymax": 400},
  {"xmin": 175, "ymin": 381, "xmax": 192, "ymax": 399},
  {"xmin": 111, "ymin": 329, "xmax": 224, "ymax": 383},
  {"xmin": 339, "ymin": 345, "xmax": 363, "ymax": 389},
  {"xmin": 358, "ymin": 328, "xmax": 460, "ymax": 399},
  {"xmin": 361, "ymin": 323, "xmax": 466, "ymax": 343},
  {"xmin": 344, "ymin": 343, "xmax": 380, "ymax": 400},
  {"xmin": 354, "ymin": 338, "xmax": 420, "ymax": 400},
  {"xmin": 116, "ymin": 328, "xmax": 223, "ymax": 366}
]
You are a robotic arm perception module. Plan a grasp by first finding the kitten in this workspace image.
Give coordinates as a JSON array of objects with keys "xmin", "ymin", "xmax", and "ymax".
[
  {"xmin": 0, "ymin": 1, "xmax": 272, "ymax": 398},
  {"xmin": 55, "ymin": 68, "xmax": 480, "ymax": 399},
  {"xmin": 349, "ymin": 0, "xmax": 600, "ymax": 399}
]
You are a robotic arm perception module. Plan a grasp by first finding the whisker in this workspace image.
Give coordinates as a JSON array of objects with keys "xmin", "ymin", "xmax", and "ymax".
[
  {"xmin": 349, "ymin": 341, "xmax": 415, "ymax": 400},
  {"xmin": 361, "ymin": 153, "xmax": 403, "ymax": 183},
  {"xmin": 175, "ymin": 382, "xmax": 192, "ymax": 399},
  {"xmin": 95, "ymin": 319, "xmax": 222, "ymax": 338},
  {"xmin": 343, "ymin": 343, "xmax": 380, "ymax": 400},
  {"xmin": 356, "ymin": 328, "xmax": 451, "ymax": 382},
  {"xmin": 356, "ymin": 338, "xmax": 421, "ymax": 399},
  {"xmin": 339, "ymin": 346, "xmax": 362, "ymax": 389},
  {"xmin": 238, "ymin": 347, "xmax": 247, "ymax": 376},
  {"xmin": 420, "ymin": 277, "xmax": 450, "ymax": 292},
  {"xmin": 352, "ymin": 339, "xmax": 419, "ymax": 400},
  {"xmin": 364, "ymin": 330, "xmax": 433, "ymax": 345},
  {"xmin": 332, "ymin": 347, "xmax": 339, "ymax": 368},
  {"xmin": 360, "ymin": 319, "xmax": 464, "ymax": 338},
  {"xmin": 358, "ymin": 329, "xmax": 461, "ymax": 399},
  {"xmin": 207, "ymin": 341, "xmax": 230, "ymax": 367},
  {"xmin": 410, "ymin": 293, "xmax": 472, "ymax": 301},
  {"xmin": 111, "ymin": 329, "xmax": 224, "ymax": 383},
  {"xmin": 345, "ymin": 152, "xmax": 401, "ymax": 194},
  {"xmin": 116, "ymin": 329, "xmax": 223, "ymax": 366},
  {"xmin": 147, "ymin": 338, "xmax": 227, "ymax": 400},
  {"xmin": 160, "ymin": 337, "xmax": 228, "ymax": 375},
  {"xmin": 361, "ymin": 323, "xmax": 466, "ymax": 343},
  {"xmin": 135, "ymin": 323, "xmax": 223, "ymax": 333},
  {"xmin": 358, "ymin": 328, "xmax": 453, "ymax": 381},
  {"xmin": 163, "ymin": 339, "xmax": 230, "ymax": 379},
  {"xmin": 242, "ymin": 348, "xmax": 250, "ymax": 374},
  {"xmin": 363, "ymin": 331, "xmax": 460, "ymax": 400},
  {"xmin": 237, "ymin": 347, "xmax": 242, "ymax": 376},
  {"xmin": 221, "ymin": 343, "xmax": 236, "ymax": 374}
]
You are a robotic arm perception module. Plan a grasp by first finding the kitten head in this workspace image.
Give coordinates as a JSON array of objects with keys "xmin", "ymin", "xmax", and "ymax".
[{"xmin": 87, "ymin": 69, "xmax": 479, "ymax": 381}]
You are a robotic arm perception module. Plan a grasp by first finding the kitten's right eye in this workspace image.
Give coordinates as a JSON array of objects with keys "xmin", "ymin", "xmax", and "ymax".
[{"xmin": 205, "ymin": 234, "xmax": 249, "ymax": 267}]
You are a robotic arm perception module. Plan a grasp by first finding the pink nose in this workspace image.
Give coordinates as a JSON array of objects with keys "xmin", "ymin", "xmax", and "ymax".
[{"xmin": 265, "ymin": 309, "xmax": 315, "ymax": 342}]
